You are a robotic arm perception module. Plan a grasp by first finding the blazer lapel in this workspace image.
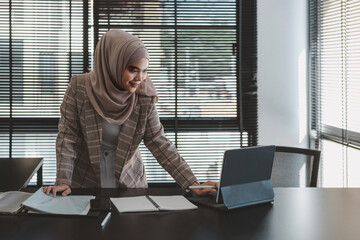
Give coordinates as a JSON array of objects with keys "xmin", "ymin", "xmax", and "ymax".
[
  {"xmin": 84, "ymin": 101, "xmax": 103, "ymax": 186},
  {"xmin": 114, "ymin": 104, "xmax": 141, "ymax": 183}
]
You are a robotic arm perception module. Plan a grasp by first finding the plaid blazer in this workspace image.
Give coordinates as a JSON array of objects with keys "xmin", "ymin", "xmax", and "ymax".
[{"xmin": 56, "ymin": 74, "xmax": 197, "ymax": 189}]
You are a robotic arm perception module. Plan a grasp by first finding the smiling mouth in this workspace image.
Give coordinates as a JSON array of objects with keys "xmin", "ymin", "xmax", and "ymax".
[{"xmin": 129, "ymin": 81, "xmax": 140, "ymax": 88}]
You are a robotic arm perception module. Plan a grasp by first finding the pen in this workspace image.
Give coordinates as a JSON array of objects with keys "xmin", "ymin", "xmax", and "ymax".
[
  {"xmin": 188, "ymin": 185, "xmax": 217, "ymax": 189},
  {"xmin": 101, "ymin": 212, "xmax": 111, "ymax": 228}
]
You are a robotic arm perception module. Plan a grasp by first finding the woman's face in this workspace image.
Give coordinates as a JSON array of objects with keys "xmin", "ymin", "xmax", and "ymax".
[{"xmin": 121, "ymin": 58, "xmax": 149, "ymax": 93}]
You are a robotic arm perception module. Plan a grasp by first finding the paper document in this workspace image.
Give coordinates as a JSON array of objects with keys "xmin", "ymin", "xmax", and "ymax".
[
  {"xmin": 147, "ymin": 195, "xmax": 198, "ymax": 211},
  {"xmin": 22, "ymin": 188, "xmax": 94, "ymax": 215},
  {"xmin": 0, "ymin": 191, "xmax": 32, "ymax": 214},
  {"xmin": 110, "ymin": 195, "xmax": 198, "ymax": 213}
]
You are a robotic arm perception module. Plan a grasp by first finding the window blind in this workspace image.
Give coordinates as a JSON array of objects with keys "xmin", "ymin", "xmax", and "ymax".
[
  {"xmin": 0, "ymin": 0, "xmax": 85, "ymax": 184},
  {"xmin": 93, "ymin": 0, "xmax": 258, "ymax": 182},
  {"xmin": 0, "ymin": 0, "xmax": 257, "ymax": 185},
  {"xmin": 310, "ymin": 0, "xmax": 360, "ymax": 187}
]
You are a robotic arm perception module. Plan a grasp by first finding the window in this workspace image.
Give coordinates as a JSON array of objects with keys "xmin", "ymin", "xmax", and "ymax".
[
  {"xmin": 0, "ymin": 0, "xmax": 86, "ymax": 184},
  {"xmin": 1, "ymin": 0, "xmax": 257, "ymax": 184},
  {"xmin": 310, "ymin": 0, "xmax": 360, "ymax": 187}
]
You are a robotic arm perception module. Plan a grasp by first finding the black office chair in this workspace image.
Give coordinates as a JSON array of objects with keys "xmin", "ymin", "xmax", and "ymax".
[
  {"xmin": 271, "ymin": 146, "xmax": 320, "ymax": 187},
  {"xmin": 0, "ymin": 158, "xmax": 43, "ymax": 191}
]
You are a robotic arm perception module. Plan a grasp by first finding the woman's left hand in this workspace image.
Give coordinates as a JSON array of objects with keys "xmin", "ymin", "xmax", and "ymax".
[{"xmin": 190, "ymin": 181, "xmax": 219, "ymax": 196}]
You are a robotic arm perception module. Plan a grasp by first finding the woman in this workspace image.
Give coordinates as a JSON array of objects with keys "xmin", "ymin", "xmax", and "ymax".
[{"xmin": 43, "ymin": 29, "xmax": 218, "ymax": 197}]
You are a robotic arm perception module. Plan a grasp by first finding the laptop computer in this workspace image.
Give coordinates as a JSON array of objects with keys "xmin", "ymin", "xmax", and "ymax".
[{"xmin": 187, "ymin": 145, "xmax": 276, "ymax": 210}]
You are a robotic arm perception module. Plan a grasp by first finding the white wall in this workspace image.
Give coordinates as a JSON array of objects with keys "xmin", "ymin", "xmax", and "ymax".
[{"xmin": 257, "ymin": 0, "xmax": 309, "ymax": 147}]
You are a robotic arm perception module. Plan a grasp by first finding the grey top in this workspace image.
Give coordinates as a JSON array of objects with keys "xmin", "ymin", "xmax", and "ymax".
[{"xmin": 100, "ymin": 119, "xmax": 121, "ymax": 188}]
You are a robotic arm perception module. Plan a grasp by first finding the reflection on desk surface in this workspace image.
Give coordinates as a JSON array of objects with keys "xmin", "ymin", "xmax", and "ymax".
[{"xmin": 1, "ymin": 188, "xmax": 360, "ymax": 240}]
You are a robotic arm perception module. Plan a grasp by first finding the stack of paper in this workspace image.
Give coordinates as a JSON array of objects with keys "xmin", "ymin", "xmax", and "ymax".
[{"xmin": 22, "ymin": 188, "xmax": 95, "ymax": 215}]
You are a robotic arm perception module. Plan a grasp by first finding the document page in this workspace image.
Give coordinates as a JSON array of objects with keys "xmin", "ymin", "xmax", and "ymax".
[
  {"xmin": 148, "ymin": 195, "xmax": 198, "ymax": 211},
  {"xmin": 0, "ymin": 191, "xmax": 32, "ymax": 213},
  {"xmin": 22, "ymin": 188, "xmax": 95, "ymax": 215},
  {"xmin": 110, "ymin": 196, "xmax": 158, "ymax": 213}
]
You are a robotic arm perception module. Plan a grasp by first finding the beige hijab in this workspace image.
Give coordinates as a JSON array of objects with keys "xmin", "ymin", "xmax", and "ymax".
[{"xmin": 85, "ymin": 29, "xmax": 158, "ymax": 125}]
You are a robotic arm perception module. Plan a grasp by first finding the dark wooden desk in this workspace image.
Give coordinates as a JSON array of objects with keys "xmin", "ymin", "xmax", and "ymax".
[
  {"xmin": 0, "ymin": 158, "xmax": 43, "ymax": 191},
  {"xmin": 1, "ymin": 187, "xmax": 359, "ymax": 240}
]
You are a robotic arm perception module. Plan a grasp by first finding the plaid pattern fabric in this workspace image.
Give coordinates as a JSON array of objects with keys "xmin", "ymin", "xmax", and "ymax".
[{"xmin": 56, "ymin": 74, "xmax": 197, "ymax": 189}]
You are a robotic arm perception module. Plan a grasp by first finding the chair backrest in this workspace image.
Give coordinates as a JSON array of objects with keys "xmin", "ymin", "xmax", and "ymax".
[
  {"xmin": 271, "ymin": 146, "xmax": 320, "ymax": 187},
  {"xmin": 0, "ymin": 157, "xmax": 43, "ymax": 191}
]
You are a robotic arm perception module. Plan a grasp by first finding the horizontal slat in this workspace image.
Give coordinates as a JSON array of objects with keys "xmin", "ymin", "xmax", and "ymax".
[{"xmin": 0, "ymin": 118, "xmax": 241, "ymax": 133}]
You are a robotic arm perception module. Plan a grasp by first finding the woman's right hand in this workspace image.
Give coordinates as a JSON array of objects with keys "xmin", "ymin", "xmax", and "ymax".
[{"xmin": 42, "ymin": 184, "xmax": 71, "ymax": 197}]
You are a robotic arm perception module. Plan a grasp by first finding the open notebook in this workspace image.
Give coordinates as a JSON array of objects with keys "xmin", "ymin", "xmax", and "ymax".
[
  {"xmin": 0, "ymin": 188, "xmax": 94, "ymax": 215},
  {"xmin": 110, "ymin": 195, "xmax": 198, "ymax": 213},
  {"xmin": 0, "ymin": 191, "xmax": 32, "ymax": 214},
  {"xmin": 22, "ymin": 188, "xmax": 94, "ymax": 215}
]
